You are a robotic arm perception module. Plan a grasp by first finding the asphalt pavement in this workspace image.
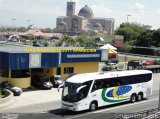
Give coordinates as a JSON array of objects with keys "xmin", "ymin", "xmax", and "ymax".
[{"xmin": 0, "ymin": 73, "xmax": 160, "ymax": 119}]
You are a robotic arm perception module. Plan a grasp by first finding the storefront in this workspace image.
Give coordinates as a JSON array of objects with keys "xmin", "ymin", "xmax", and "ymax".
[{"xmin": 0, "ymin": 46, "xmax": 107, "ymax": 88}]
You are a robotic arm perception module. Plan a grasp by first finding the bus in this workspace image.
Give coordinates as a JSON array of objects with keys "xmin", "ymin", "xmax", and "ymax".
[{"xmin": 61, "ymin": 70, "xmax": 153, "ymax": 111}]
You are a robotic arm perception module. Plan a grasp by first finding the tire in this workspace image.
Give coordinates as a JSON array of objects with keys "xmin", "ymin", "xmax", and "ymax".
[
  {"xmin": 138, "ymin": 93, "xmax": 143, "ymax": 101},
  {"xmin": 89, "ymin": 102, "xmax": 97, "ymax": 111},
  {"xmin": 130, "ymin": 94, "xmax": 137, "ymax": 103}
]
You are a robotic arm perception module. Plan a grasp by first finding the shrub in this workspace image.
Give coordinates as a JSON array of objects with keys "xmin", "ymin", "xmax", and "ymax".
[
  {"xmin": 102, "ymin": 66, "xmax": 114, "ymax": 71},
  {"xmin": 117, "ymin": 64, "xmax": 124, "ymax": 69}
]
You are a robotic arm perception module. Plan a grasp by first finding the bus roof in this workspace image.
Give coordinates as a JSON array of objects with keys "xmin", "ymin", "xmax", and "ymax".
[{"xmin": 66, "ymin": 70, "xmax": 152, "ymax": 83}]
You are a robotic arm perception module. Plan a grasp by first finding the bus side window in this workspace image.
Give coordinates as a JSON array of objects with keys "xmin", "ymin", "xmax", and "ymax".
[
  {"xmin": 108, "ymin": 79, "xmax": 114, "ymax": 87},
  {"xmin": 83, "ymin": 80, "xmax": 93, "ymax": 97},
  {"xmin": 123, "ymin": 76, "xmax": 131, "ymax": 85},
  {"xmin": 117, "ymin": 78, "xmax": 124, "ymax": 86},
  {"xmin": 145, "ymin": 74, "xmax": 152, "ymax": 82},
  {"xmin": 102, "ymin": 79, "xmax": 110, "ymax": 88},
  {"xmin": 91, "ymin": 80, "xmax": 103, "ymax": 92},
  {"xmin": 91, "ymin": 80, "xmax": 98, "ymax": 92}
]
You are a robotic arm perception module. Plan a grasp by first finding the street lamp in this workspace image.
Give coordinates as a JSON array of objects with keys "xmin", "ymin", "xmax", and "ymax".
[
  {"xmin": 27, "ymin": 20, "xmax": 30, "ymax": 26},
  {"xmin": 125, "ymin": 15, "xmax": 131, "ymax": 70},
  {"xmin": 127, "ymin": 14, "xmax": 131, "ymax": 23},
  {"xmin": 11, "ymin": 18, "xmax": 16, "ymax": 28}
]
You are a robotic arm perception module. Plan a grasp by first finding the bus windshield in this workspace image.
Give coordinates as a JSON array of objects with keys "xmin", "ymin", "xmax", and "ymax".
[{"xmin": 62, "ymin": 81, "xmax": 92, "ymax": 102}]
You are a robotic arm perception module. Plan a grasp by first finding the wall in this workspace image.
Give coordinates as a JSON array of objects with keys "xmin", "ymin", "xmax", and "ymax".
[
  {"xmin": 42, "ymin": 68, "xmax": 57, "ymax": 77},
  {"xmin": 8, "ymin": 77, "xmax": 31, "ymax": 88},
  {"xmin": 0, "ymin": 77, "xmax": 8, "ymax": 83},
  {"xmin": 60, "ymin": 62, "xmax": 99, "ymax": 79}
]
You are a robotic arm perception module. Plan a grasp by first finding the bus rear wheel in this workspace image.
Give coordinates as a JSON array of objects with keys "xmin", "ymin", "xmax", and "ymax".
[
  {"xmin": 130, "ymin": 94, "xmax": 137, "ymax": 103},
  {"xmin": 89, "ymin": 102, "xmax": 97, "ymax": 111},
  {"xmin": 138, "ymin": 93, "xmax": 143, "ymax": 101}
]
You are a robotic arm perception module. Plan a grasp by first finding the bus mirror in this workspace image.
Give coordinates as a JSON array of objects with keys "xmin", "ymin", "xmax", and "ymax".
[
  {"xmin": 76, "ymin": 85, "xmax": 87, "ymax": 94},
  {"xmin": 58, "ymin": 83, "xmax": 64, "ymax": 92}
]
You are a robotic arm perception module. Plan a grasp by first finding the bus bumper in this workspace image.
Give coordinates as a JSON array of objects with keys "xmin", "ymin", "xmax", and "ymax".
[{"xmin": 61, "ymin": 101, "xmax": 79, "ymax": 111}]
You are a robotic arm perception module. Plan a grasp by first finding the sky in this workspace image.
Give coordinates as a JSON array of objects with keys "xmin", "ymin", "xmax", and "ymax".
[{"xmin": 0, "ymin": 0, "xmax": 160, "ymax": 29}]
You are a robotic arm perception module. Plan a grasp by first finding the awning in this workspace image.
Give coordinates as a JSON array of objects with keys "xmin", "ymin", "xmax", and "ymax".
[
  {"xmin": 99, "ymin": 44, "xmax": 117, "ymax": 50},
  {"xmin": 109, "ymin": 48, "xmax": 117, "ymax": 54}
]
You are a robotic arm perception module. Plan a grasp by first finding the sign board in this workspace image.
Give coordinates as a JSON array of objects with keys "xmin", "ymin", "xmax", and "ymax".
[
  {"xmin": 101, "ymin": 49, "xmax": 109, "ymax": 61},
  {"xmin": 114, "ymin": 35, "xmax": 124, "ymax": 47},
  {"xmin": 29, "ymin": 53, "xmax": 41, "ymax": 68}
]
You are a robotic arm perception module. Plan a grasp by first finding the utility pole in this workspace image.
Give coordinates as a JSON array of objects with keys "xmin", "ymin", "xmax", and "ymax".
[
  {"xmin": 125, "ymin": 15, "xmax": 131, "ymax": 70},
  {"xmin": 27, "ymin": 20, "xmax": 31, "ymax": 28},
  {"xmin": 127, "ymin": 14, "xmax": 131, "ymax": 23},
  {"xmin": 12, "ymin": 18, "xmax": 16, "ymax": 28},
  {"xmin": 158, "ymin": 80, "xmax": 160, "ymax": 110},
  {"xmin": 11, "ymin": 18, "xmax": 16, "ymax": 32}
]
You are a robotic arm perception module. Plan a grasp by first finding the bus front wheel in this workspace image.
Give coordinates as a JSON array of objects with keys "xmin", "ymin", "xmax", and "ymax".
[
  {"xmin": 130, "ymin": 94, "xmax": 137, "ymax": 103},
  {"xmin": 89, "ymin": 102, "xmax": 97, "ymax": 111}
]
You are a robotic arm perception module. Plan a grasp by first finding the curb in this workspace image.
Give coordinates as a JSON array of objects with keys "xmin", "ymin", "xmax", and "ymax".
[{"xmin": 0, "ymin": 89, "xmax": 15, "ymax": 109}]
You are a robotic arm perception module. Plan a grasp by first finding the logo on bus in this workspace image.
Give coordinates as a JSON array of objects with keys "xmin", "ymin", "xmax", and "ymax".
[{"xmin": 101, "ymin": 86, "xmax": 132, "ymax": 103}]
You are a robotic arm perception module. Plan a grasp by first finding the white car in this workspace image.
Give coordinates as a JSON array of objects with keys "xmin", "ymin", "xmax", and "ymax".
[
  {"xmin": 107, "ymin": 63, "xmax": 117, "ymax": 69},
  {"xmin": 50, "ymin": 75, "xmax": 63, "ymax": 87}
]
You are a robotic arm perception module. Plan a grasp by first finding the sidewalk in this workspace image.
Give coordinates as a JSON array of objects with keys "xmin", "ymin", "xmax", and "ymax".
[{"xmin": 0, "ymin": 87, "xmax": 62, "ymax": 110}]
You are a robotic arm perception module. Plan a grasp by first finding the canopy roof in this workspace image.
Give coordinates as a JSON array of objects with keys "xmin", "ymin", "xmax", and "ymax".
[{"xmin": 100, "ymin": 43, "xmax": 117, "ymax": 50}]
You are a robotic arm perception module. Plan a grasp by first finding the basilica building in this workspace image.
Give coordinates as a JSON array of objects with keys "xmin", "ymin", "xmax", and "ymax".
[{"xmin": 56, "ymin": 1, "xmax": 115, "ymax": 35}]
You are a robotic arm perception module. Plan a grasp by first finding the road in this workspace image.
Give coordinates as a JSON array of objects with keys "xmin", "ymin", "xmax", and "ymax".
[{"xmin": 1, "ymin": 74, "xmax": 160, "ymax": 119}]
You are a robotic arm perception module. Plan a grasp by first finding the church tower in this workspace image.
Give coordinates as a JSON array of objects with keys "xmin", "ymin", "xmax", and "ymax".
[{"xmin": 66, "ymin": 1, "xmax": 76, "ymax": 16}]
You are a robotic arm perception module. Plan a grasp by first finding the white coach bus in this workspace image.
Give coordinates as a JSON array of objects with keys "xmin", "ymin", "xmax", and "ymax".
[{"xmin": 61, "ymin": 70, "xmax": 153, "ymax": 111}]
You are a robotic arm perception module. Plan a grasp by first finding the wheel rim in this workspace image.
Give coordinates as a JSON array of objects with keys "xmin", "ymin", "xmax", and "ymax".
[
  {"xmin": 138, "ymin": 94, "xmax": 142, "ymax": 101},
  {"xmin": 132, "ymin": 96, "xmax": 136, "ymax": 102},
  {"xmin": 91, "ymin": 103, "xmax": 96, "ymax": 111}
]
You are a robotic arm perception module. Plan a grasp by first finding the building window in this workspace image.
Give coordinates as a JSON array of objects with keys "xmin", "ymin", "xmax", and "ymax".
[
  {"xmin": 0, "ymin": 70, "xmax": 9, "ymax": 78},
  {"xmin": 57, "ymin": 67, "xmax": 61, "ymax": 75},
  {"xmin": 64, "ymin": 67, "xmax": 74, "ymax": 74},
  {"xmin": 11, "ymin": 70, "xmax": 30, "ymax": 78}
]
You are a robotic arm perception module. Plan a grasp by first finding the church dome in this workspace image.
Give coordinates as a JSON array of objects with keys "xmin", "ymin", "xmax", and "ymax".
[{"xmin": 78, "ymin": 5, "xmax": 94, "ymax": 20}]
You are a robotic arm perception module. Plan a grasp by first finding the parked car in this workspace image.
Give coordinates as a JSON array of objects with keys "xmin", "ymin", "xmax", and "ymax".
[
  {"xmin": 107, "ymin": 63, "xmax": 117, "ymax": 69},
  {"xmin": 50, "ymin": 75, "xmax": 63, "ymax": 87},
  {"xmin": 106, "ymin": 58, "xmax": 119, "ymax": 64},
  {"xmin": 143, "ymin": 60, "xmax": 154, "ymax": 66},
  {"xmin": 0, "ymin": 81, "xmax": 23, "ymax": 96},
  {"xmin": 31, "ymin": 75, "xmax": 53, "ymax": 89}
]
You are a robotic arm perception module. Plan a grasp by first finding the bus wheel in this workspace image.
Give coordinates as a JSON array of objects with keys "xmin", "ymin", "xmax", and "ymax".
[
  {"xmin": 138, "ymin": 93, "xmax": 143, "ymax": 101},
  {"xmin": 130, "ymin": 94, "xmax": 137, "ymax": 103},
  {"xmin": 89, "ymin": 102, "xmax": 97, "ymax": 111}
]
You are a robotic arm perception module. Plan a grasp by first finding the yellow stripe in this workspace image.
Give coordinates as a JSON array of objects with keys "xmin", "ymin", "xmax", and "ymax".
[{"xmin": 113, "ymin": 86, "xmax": 129, "ymax": 99}]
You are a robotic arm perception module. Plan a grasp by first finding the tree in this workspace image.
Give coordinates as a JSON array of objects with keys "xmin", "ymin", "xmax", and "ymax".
[
  {"xmin": 134, "ymin": 30, "xmax": 153, "ymax": 47},
  {"xmin": 32, "ymin": 40, "xmax": 40, "ymax": 46},
  {"xmin": 152, "ymin": 29, "xmax": 160, "ymax": 47},
  {"xmin": 115, "ymin": 23, "xmax": 147, "ymax": 44},
  {"xmin": 75, "ymin": 35, "xmax": 97, "ymax": 48},
  {"xmin": 43, "ymin": 41, "xmax": 49, "ymax": 47},
  {"xmin": 62, "ymin": 34, "xmax": 76, "ymax": 46}
]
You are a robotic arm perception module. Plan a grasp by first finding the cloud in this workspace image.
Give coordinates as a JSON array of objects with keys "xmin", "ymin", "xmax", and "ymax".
[
  {"xmin": 0, "ymin": 0, "xmax": 65, "ymax": 16},
  {"xmin": 132, "ymin": 2, "xmax": 145, "ymax": 14},
  {"xmin": 90, "ymin": 4, "xmax": 112, "ymax": 17},
  {"xmin": 157, "ymin": 9, "xmax": 160, "ymax": 13}
]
